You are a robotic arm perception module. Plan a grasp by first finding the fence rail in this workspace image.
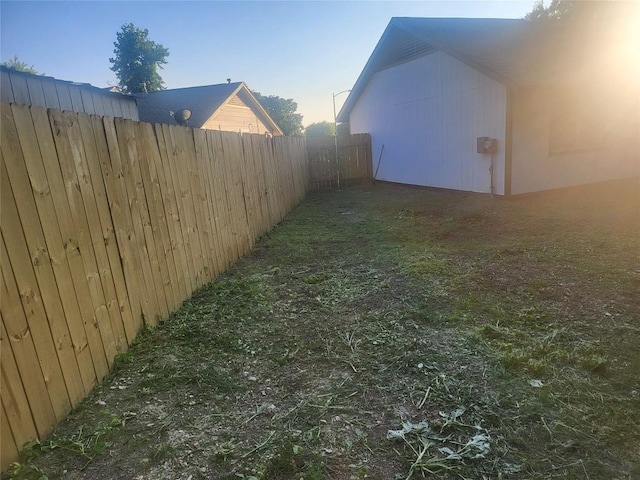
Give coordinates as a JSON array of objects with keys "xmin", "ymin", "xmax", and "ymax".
[
  {"xmin": 307, "ymin": 133, "xmax": 372, "ymax": 189},
  {"xmin": 0, "ymin": 102, "xmax": 309, "ymax": 469}
]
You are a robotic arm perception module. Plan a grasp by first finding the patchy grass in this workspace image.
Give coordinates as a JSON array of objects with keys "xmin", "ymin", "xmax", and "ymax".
[{"xmin": 5, "ymin": 179, "xmax": 639, "ymax": 479}]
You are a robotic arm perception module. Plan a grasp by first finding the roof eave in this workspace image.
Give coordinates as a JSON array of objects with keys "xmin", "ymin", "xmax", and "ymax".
[
  {"xmin": 337, "ymin": 18, "xmax": 520, "ymax": 122},
  {"xmin": 239, "ymin": 85, "xmax": 285, "ymax": 136},
  {"xmin": 393, "ymin": 18, "xmax": 518, "ymax": 90}
]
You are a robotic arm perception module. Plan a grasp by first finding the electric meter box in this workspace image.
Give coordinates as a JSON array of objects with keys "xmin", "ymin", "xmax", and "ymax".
[{"xmin": 477, "ymin": 137, "xmax": 497, "ymax": 154}]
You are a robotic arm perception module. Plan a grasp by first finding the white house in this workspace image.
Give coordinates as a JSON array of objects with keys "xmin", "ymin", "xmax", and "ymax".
[{"xmin": 337, "ymin": 16, "xmax": 640, "ymax": 195}]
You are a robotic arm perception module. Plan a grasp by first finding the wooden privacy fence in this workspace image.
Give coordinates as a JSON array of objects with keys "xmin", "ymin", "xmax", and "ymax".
[
  {"xmin": 307, "ymin": 133, "xmax": 372, "ymax": 189},
  {"xmin": 0, "ymin": 102, "xmax": 308, "ymax": 469},
  {"xmin": 1, "ymin": 66, "xmax": 139, "ymax": 121}
]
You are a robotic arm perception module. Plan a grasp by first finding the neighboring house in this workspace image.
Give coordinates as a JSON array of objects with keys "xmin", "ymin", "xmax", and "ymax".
[
  {"xmin": 135, "ymin": 82, "xmax": 283, "ymax": 136},
  {"xmin": 337, "ymin": 17, "xmax": 639, "ymax": 195},
  {"xmin": 0, "ymin": 65, "xmax": 139, "ymax": 120}
]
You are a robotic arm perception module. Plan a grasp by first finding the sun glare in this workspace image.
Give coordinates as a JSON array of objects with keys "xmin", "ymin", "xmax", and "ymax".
[
  {"xmin": 618, "ymin": 3, "xmax": 640, "ymax": 78},
  {"xmin": 595, "ymin": 3, "xmax": 640, "ymax": 87}
]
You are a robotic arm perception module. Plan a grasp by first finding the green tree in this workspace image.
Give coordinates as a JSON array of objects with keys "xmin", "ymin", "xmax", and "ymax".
[
  {"xmin": 526, "ymin": 0, "xmax": 572, "ymax": 20},
  {"xmin": 305, "ymin": 121, "xmax": 335, "ymax": 137},
  {"xmin": 109, "ymin": 23, "xmax": 169, "ymax": 93},
  {"xmin": 1, "ymin": 55, "xmax": 42, "ymax": 75},
  {"xmin": 253, "ymin": 92, "xmax": 304, "ymax": 136},
  {"xmin": 337, "ymin": 122, "xmax": 351, "ymax": 136},
  {"xmin": 525, "ymin": 0, "xmax": 629, "ymax": 22}
]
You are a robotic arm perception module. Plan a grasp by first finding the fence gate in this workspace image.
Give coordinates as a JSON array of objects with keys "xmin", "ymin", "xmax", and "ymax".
[{"xmin": 306, "ymin": 133, "xmax": 372, "ymax": 189}]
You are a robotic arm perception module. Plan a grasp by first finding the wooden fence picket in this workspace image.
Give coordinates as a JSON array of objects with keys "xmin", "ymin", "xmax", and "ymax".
[
  {"xmin": 224, "ymin": 132, "xmax": 251, "ymax": 257},
  {"xmin": 155, "ymin": 124, "xmax": 193, "ymax": 297},
  {"xmin": 1, "ymin": 400, "xmax": 19, "ymax": 471},
  {"xmin": 49, "ymin": 109, "xmax": 116, "ymax": 373},
  {"xmin": 138, "ymin": 122, "xmax": 182, "ymax": 312},
  {"xmin": 218, "ymin": 132, "xmax": 245, "ymax": 262},
  {"xmin": 101, "ymin": 116, "xmax": 145, "ymax": 338},
  {"xmin": 163, "ymin": 124, "xmax": 202, "ymax": 291},
  {"xmin": 193, "ymin": 128, "xmax": 223, "ymax": 280},
  {"xmin": 1, "ymin": 108, "xmax": 77, "ymax": 420},
  {"xmin": 205, "ymin": 130, "xmax": 235, "ymax": 269},
  {"xmin": 183, "ymin": 127, "xmax": 211, "ymax": 284},
  {"xmin": 0, "ymin": 229, "xmax": 60, "ymax": 435},
  {"xmin": 86, "ymin": 114, "xmax": 138, "ymax": 345},
  {"xmin": 112, "ymin": 117, "xmax": 163, "ymax": 324},
  {"xmin": 76, "ymin": 113, "xmax": 128, "ymax": 355},
  {"xmin": 181, "ymin": 125, "xmax": 208, "ymax": 288},
  {"xmin": 135, "ymin": 121, "xmax": 178, "ymax": 312},
  {"xmin": 8, "ymin": 105, "xmax": 89, "ymax": 401},
  {"xmin": 0, "ymin": 315, "xmax": 38, "ymax": 454}
]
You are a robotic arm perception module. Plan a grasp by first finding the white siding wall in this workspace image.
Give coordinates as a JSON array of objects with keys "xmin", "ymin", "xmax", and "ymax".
[
  {"xmin": 350, "ymin": 51, "xmax": 507, "ymax": 194},
  {"xmin": 511, "ymin": 85, "xmax": 640, "ymax": 194}
]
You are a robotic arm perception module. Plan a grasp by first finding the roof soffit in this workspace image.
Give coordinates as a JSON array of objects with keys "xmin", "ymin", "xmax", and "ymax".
[
  {"xmin": 392, "ymin": 18, "xmax": 519, "ymax": 88},
  {"xmin": 338, "ymin": 18, "xmax": 526, "ymax": 122}
]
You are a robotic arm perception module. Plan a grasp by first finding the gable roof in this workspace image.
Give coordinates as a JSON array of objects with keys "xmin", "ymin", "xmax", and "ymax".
[
  {"xmin": 337, "ymin": 16, "xmax": 633, "ymax": 122},
  {"xmin": 135, "ymin": 82, "xmax": 283, "ymax": 135}
]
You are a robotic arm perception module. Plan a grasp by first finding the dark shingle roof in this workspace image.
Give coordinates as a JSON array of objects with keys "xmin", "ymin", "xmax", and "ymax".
[
  {"xmin": 337, "ymin": 16, "xmax": 632, "ymax": 121},
  {"xmin": 135, "ymin": 82, "xmax": 243, "ymax": 127},
  {"xmin": 393, "ymin": 17, "xmax": 589, "ymax": 86}
]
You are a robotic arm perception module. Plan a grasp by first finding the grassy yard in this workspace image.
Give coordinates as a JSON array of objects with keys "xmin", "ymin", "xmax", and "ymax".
[{"xmin": 6, "ymin": 180, "xmax": 639, "ymax": 480}]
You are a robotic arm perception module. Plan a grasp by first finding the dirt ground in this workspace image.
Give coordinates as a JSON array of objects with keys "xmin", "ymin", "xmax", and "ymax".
[{"xmin": 5, "ymin": 179, "xmax": 639, "ymax": 479}]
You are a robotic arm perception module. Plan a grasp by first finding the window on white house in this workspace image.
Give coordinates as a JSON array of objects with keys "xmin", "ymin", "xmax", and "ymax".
[{"xmin": 549, "ymin": 86, "xmax": 603, "ymax": 154}]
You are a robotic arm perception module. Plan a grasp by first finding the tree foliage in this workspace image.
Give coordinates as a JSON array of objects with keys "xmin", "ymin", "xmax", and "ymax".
[
  {"xmin": 109, "ymin": 23, "xmax": 169, "ymax": 93},
  {"xmin": 1, "ymin": 55, "xmax": 42, "ymax": 75},
  {"xmin": 525, "ymin": 0, "xmax": 629, "ymax": 23},
  {"xmin": 305, "ymin": 121, "xmax": 335, "ymax": 137},
  {"xmin": 526, "ymin": 0, "xmax": 573, "ymax": 20},
  {"xmin": 253, "ymin": 92, "xmax": 304, "ymax": 136},
  {"xmin": 337, "ymin": 122, "xmax": 351, "ymax": 136}
]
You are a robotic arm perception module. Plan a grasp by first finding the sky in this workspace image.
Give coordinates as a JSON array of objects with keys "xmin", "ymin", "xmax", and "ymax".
[{"xmin": 0, "ymin": 1, "xmax": 537, "ymax": 126}]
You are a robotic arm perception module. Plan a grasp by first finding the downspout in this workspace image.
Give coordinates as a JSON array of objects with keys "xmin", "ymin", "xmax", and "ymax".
[
  {"xmin": 504, "ymin": 89, "xmax": 514, "ymax": 197},
  {"xmin": 490, "ymin": 153, "xmax": 495, "ymax": 196}
]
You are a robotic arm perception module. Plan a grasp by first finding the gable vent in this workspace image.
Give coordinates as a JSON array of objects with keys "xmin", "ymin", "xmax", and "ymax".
[
  {"xmin": 379, "ymin": 39, "xmax": 435, "ymax": 71},
  {"xmin": 373, "ymin": 27, "xmax": 436, "ymax": 73},
  {"xmin": 228, "ymin": 95, "xmax": 245, "ymax": 107}
]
